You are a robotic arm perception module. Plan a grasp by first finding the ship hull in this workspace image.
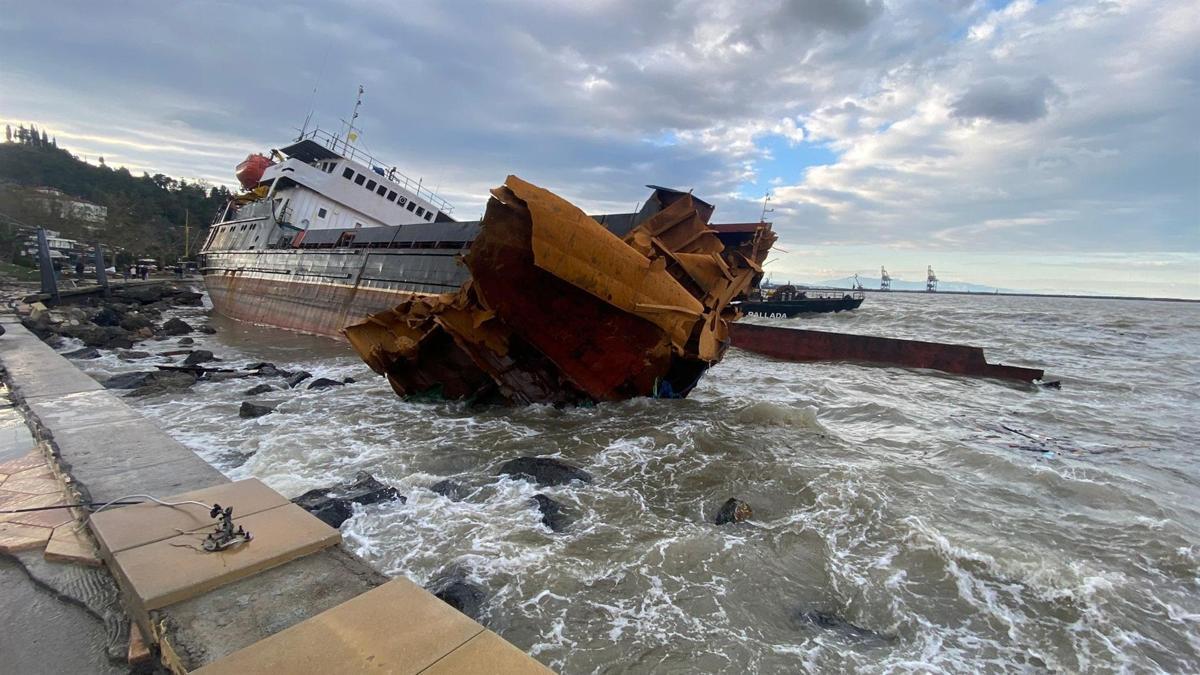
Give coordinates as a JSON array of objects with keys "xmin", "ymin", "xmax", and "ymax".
[{"xmin": 203, "ymin": 248, "xmax": 468, "ymax": 338}]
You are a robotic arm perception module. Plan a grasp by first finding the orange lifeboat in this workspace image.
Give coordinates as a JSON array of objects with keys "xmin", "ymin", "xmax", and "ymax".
[{"xmin": 235, "ymin": 153, "xmax": 274, "ymax": 189}]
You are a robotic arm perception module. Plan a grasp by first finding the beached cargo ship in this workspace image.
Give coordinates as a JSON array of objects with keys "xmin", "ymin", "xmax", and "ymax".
[{"xmin": 200, "ymin": 128, "xmax": 770, "ymax": 340}]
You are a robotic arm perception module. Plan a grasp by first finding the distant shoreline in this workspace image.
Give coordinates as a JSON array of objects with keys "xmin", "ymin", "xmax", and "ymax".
[{"xmin": 848, "ymin": 287, "xmax": 1200, "ymax": 303}]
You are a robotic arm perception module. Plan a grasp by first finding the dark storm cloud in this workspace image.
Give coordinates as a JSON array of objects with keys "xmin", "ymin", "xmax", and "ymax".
[{"xmin": 950, "ymin": 75, "xmax": 1062, "ymax": 123}]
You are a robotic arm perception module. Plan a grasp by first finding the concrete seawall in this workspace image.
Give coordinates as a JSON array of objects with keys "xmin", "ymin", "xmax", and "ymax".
[{"xmin": 0, "ymin": 315, "xmax": 550, "ymax": 673}]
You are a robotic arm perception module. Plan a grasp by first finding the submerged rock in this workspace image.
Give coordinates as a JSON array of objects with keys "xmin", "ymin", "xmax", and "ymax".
[
  {"xmin": 239, "ymin": 401, "xmax": 276, "ymax": 418},
  {"xmin": 531, "ymin": 493, "xmax": 570, "ymax": 532},
  {"xmin": 429, "ymin": 480, "xmax": 464, "ymax": 501},
  {"xmin": 497, "ymin": 457, "xmax": 592, "ymax": 486},
  {"xmin": 91, "ymin": 306, "xmax": 121, "ymax": 327},
  {"xmin": 177, "ymin": 337, "xmax": 194, "ymax": 346},
  {"xmin": 119, "ymin": 313, "xmax": 154, "ymax": 332},
  {"xmin": 117, "ymin": 350, "xmax": 152, "ymax": 361},
  {"xmin": 306, "ymin": 377, "xmax": 344, "ymax": 390},
  {"xmin": 292, "ymin": 471, "xmax": 405, "ymax": 528},
  {"xmin": 794, "ymin": 610, "xmax": 892, "ymax": 642},
  {"xmin": 427, "ymin": 569, "xmax": 485, "ymax": 620},
  {"xmin": 713, "ymin": 498, "xmax": 752, "ymax": 525},
  {"xmin": 160, "ymin": 317, "xmax": 192, "ymax": 336},
  {"xmin": 196, "ymin": 325, "xmax": 217, "ymax": 335},
  {"xmin": 104, "ymin": 370, "xmax": 197, "ymax": 391},
  {"xmin": 121, "ymin": 371, "xmax": 199, "ymax": 397},
  {"xmin": 63, "ymin": 347, "xmax": 101, "ymax": 360},
  {"xmin": 286, "ymin": 371, "xmax": 312, "ymax": 388},
  {"xmin": 243, "ymin": 383, "xmax": 276, "ymax": 396},
  {"xmin": 182, "ymin": 349, "xmax": 217, "ymax": 366}
]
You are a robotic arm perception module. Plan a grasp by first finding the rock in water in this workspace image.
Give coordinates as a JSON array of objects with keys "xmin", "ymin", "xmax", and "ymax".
[
  {"xmin": 160, "ymin": 317, "xmax": 192, "ymax": 336},
  {"xmin": 531, "ymin": 493, "xmax": 570, "ymax": 532},
  {"xmin": 63, "ymin": 347, "xmax": 101, "ymax": 360},
  {"xmin": 429, "ymin": 480, "xmax": 464, "ymax": 501},
  {"xmin": 239, "ymin": 401, "xmax": 276, "ymax": 418},
  {"xmin": 243, "ymin": 383, "xmax": 275, "ymax": 396},
  {"xmin": 299, "ymin": 496, "xmax": 353, "ymax": 529},
  {"xmin": 427, "ymin": 569, "xmax": 485, "ymax": 620},
  {"xmin": 713, "ymin": 498, "xmax": 753, "ymax": 525},
  {"xmin": 119, "ymin": 313, "xmax": 154, "ymax": 332},
  {"xmin": 286, "ymin": 371, "xmax": 312, "ymax": 388},
  {"xmin": 196, "ymin": 325, "xmax": 217, "ymax": 334},
  {"xmin": 794, "ymin": 610, "xmax": 892, "ymax": 641},
  {"xmin": 91, "ymin": 306, "xmax": 121, "ymax": 327},
  {"xmin": 306, "ymin": 377, "xmax": 344, "ymax": 390},
  {"xmin": 104, "ymin": 370, "xmax": 196, "ymax": 390},
  {"xmin": 121, "ymin": 371, "xmax": 199, "ymax": 397},
  {"xmin": 182, "ymin": 349, "xmax": 217, "ymax": 366},
  {"xmin": 117, "ymin": 350, "xmax": 152, "ymax": 361},
  {"xmin": 497, "ymin": 457, "xmax": 593, "ymax": 486},
  {"xmin": 178, "ymin": 337, "xmax": 194, "ymax": 346},
  {"xmin": 291, "ymin": 471, "xmax": 405, "ymax": 528}
]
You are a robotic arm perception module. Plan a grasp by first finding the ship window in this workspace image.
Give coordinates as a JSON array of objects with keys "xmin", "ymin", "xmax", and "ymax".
[
  {"xmin": 342, "ymin": 167, "xmax": 354, "ymax": 179},
  {"xmin": 376, "ymin": 185, "xmax": 387, "ymax": 197},
  {"xmin": 416, "ymin": 207, "xmax": 426, "ymax": 217},
  {"xmin": 354, "ymin": 173, "xmax": 366, "ymax": 185},
  {"xmin": 386, "ymin": 191, "xmax": 397, "ymax": 202},
  {"xmin": 325, "ymin": 163, "xmax": 336, "ymax": 173},
  {"xmin": 366, "ymin": 179, "xmax": 377, "ymax": 191},
  {"xmin": 425, "ymin": 211, "xmax": 434, "ymax": 221},
  {"xmin": 318, "ymin": 208, "xmax": 328, "ymax": 218},
  {"xmin": 407, "ymin": 201, "xmax": 417, "ymax": 212}
]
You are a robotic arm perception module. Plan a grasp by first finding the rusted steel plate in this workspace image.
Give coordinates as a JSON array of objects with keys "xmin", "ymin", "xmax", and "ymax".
[
  {"xmin": 728, "ymin": 323, "xmax": 1044, "ymax": 382},
  {"xmin": 344, "ymin": 176, "xmax": 776, "ymax": 404}
]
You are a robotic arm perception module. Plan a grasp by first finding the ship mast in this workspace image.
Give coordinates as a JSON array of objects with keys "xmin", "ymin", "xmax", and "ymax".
[
  {"xmin": 334, "ymin": 84, "xmax": 365, "ymax": 155},
  {"xmin": 759, "ymin": 192, "xmax": 774, "ymax": 223}
]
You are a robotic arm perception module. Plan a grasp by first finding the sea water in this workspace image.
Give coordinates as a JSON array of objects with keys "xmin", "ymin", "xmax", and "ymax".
[{"xmin": 62, "ymin": 291, "xmax": 1200, "ymax": 673}]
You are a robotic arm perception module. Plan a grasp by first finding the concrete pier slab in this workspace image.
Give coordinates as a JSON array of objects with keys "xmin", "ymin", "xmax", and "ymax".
[
  {"xmin": 90, "ymin": 477, "xmax": 290, "ymax": 555},
  {"xmin": 112, "ymin": 502, "xmax": 340, "ymax": 611}
]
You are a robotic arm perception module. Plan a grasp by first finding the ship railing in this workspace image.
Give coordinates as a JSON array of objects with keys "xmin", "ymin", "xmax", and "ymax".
[{"xmin": 292, "ymin": 128, "xmax": 454, "ymax": 214}]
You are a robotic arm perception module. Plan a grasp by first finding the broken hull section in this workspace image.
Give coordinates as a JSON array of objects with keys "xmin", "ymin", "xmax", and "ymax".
[{"xmin": 345, "ymin": 177, "xmax": 776, "ymax": 405}]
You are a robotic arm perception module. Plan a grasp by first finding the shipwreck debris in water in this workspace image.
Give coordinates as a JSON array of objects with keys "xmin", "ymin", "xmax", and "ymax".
[{"xmin": 344, "ymin": 176, "xmax": 776, "ymax": 404}]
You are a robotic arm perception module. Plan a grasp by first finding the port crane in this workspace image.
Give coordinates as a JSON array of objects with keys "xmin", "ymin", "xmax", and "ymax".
[
  {"xmin": 926, "ymin": 266, "xmax": 938, "ymax": 292},
  {"xmin": 880, "ymin": 266, "xmax": 891, "ymax": 291}
]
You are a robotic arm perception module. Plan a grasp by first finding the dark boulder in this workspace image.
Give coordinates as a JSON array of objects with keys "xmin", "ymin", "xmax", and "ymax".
[
  {"xmin": 174, "ymin": 290, "xmax": 204, "ymax": 306},
  {"xmin": 42, "ymin": 334, "xmax": 64, "ymax": 349},
  {"xmin": 286, "ymin": 371, "xmax": 312, "ymax": 388},
  {"xmin": 182, "ymin": 349, "xmax": 217, "ymax": 366},
  {"xmin": 713, "ymin": 498, "xmax": 753, "ymax": 525},
  {"xmin": 160, "ymin": 317, "xmax": 193, "ymax": 336},
  {"xmin": 120, "ymin": 313, "xmax": 155, "ymax": 332},
  {"xmin": 292, "ymin": 471, "xmax": 405, "ymax": 528},
  {"xmin": 91, "ymin": 307, "xmax": 122, "ymax": 327},
  {"xmin": 243, "ymin": 383, "xmax": 276, "ymax": 396},
  {"xmin": 239, "ymin": 401, "xmax": 277, "ymax": 418},
  {"xmin": 299, "ymin": 497, "xmax": 353, "ymax": 529},
  {"xmin": 343, "ymin": 377, "xmax": 357, "ymax": 384},
  {"xmin": 245, "ymin": 362, "xmax": 288, "ymax": 378},
  {"xmin": 113, "ymin": 285, "xmax": 168, "ymax": 304},
  {"xmin": 63, "ymin": 347, "xmax": 101, "ymax": 360},
  {"xmin": 306, "ymin": 377, "xmax": 344, "ymax": 390},
  {"xmin": 196, "ymin": 325, "xmax": 217, "ymax": 335},
  {"xmin": 178, "ymin": 337, "xmax": 194, "ymax": 346},
  {"xmin": 429, "ymin": 480, "xmax": 464, "ymax": 501},
  {"xmin": 108, "ymin": 370, "xmax": 197, "ymax": 396},
  {"xmin": 103, "ymin": 334, "xmax": 135, "ymax": 350},
  {"xmin": 531, "ymin": 493, "xmax": 570, "ymax": 532},
  {"xmin": 427, "ymin": 569, "xmax": 485, "ymax": 620},
  {"xmin": 497, "ymin": 457, "xmax": 592, "ymax": 486},
  {"xmin": 117, "ymin": 350, "xmax": 152, "ymax": 361}
]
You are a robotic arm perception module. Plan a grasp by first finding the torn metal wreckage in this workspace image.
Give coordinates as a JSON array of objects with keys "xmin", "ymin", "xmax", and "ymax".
[{"xmin": 344, "ymin": 176, "xmax": 777, "ymax": 405}]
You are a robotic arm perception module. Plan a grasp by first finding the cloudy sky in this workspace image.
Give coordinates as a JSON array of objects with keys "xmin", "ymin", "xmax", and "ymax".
[{"xmin": 2, "ymin": 0, "xmax": 1197, "ymax": 297}]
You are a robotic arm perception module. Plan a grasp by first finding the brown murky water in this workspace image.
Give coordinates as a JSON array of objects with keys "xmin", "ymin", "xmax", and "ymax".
[{"xmin": 65, "ymin": 292, "xmax": 1200, "ymax": 673}]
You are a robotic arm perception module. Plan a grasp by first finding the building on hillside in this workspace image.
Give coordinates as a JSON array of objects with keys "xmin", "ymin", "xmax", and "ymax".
[
  {"xmin": 22, "ymin": 229, "xmax": 80, "ymax": 261},
  {"xmin": 33, "ymin": 187, "xmax": 108, "ymax": 226}
]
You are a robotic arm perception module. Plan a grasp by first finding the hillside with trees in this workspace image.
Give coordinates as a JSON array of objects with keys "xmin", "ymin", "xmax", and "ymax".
[{"xmin": 0, "ymin": 123, "xmax": 232, "ymax": 266}]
